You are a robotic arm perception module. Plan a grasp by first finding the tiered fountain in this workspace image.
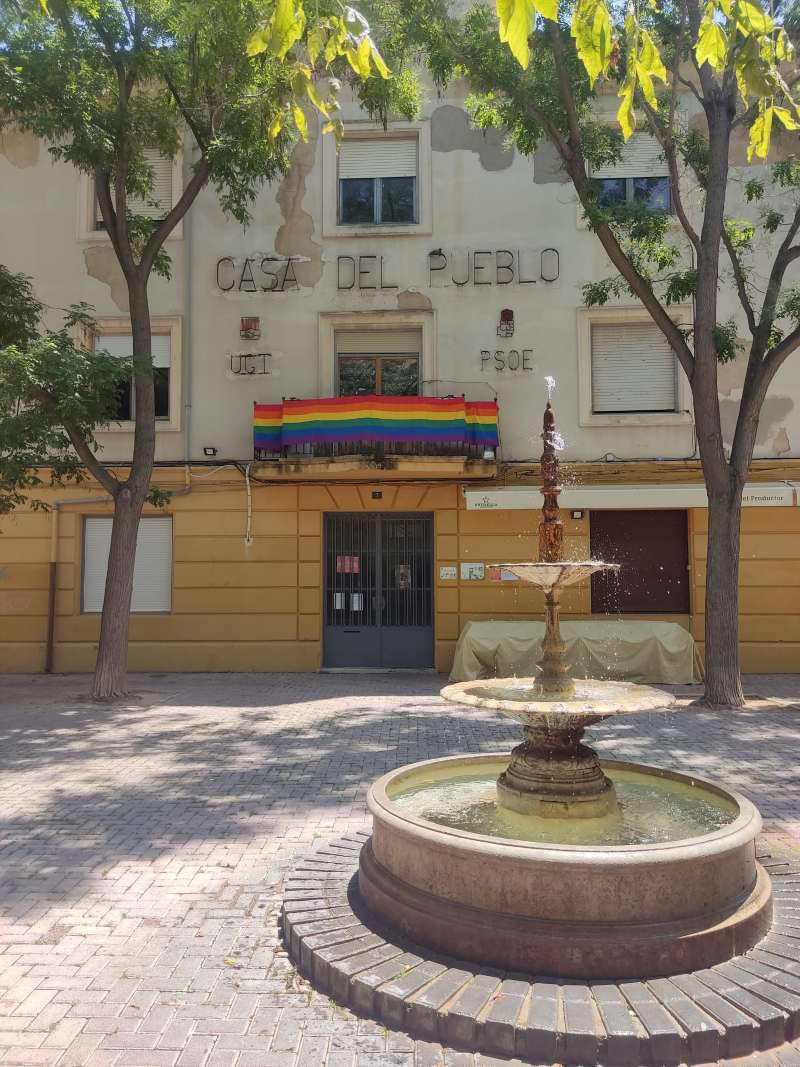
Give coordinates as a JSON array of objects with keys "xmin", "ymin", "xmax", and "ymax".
[{"xmin": 358, "ymin": 399, "xmax": 772, "ymax": 979}]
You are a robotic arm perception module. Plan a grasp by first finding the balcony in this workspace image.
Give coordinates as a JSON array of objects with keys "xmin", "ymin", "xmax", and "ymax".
[{"xmin": 253, "ymin": 394, "xmax": 499, "ymax": 480}]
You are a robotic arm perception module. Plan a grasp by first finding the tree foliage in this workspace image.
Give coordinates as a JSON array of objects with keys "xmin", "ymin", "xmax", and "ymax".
[{"xmin": 0, "ymin": 270, "xmax": 127, "ymax": 515}]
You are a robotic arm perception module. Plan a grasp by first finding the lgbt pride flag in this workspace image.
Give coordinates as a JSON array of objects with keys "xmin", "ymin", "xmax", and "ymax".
[{"xmin": 254, "ymin": 395, "xmax": 499, "ymax": 454}]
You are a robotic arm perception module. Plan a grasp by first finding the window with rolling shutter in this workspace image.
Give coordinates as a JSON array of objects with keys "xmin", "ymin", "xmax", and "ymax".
[
  {"xmin": 95, "ymin": 149, "xmax": 174, "ymax": 227},
  {"xmin": 591, "ymin": 133, "xmax": 670, "ymax": 212},
  {"xmin": 335, "ymin": 329, "xmax": 421, "ymax": 396},
  {"xmin": 82, "ymin": 517, "xmax": 172, "ymax": 613},
  {"xmin": 93, "ymin": 332, "xmax": 171, "ymax": 420},
  {"xmin": 591, "ymin": 322, "xmax": 678, "ymax": 414},
  {"xmin": 338, "ymin": 137, "xmax": 418, "ymax": 225}
]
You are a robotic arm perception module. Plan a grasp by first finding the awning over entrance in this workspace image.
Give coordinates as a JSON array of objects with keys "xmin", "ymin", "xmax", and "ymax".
[{"xmin": 463, "ymin": 482, "xmax": 799, "ymax": 510}]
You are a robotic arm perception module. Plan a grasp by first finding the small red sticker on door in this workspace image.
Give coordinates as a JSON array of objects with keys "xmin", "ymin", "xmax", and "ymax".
[{"xmin": 336, "ymin": 555, "xmax": 360, "ymax": 574}]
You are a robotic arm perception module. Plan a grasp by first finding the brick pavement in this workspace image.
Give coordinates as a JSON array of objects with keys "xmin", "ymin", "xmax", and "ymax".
[{"xmin": 0, "ymin": 671, "xmax": 798, "ymax": 1067}]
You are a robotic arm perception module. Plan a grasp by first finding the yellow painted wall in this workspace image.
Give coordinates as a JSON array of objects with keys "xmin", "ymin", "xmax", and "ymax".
[
  {"xmin": 0, "ymin": 469, "xmax": 798, "ymax": 674},
  {"xmin": 690, "ymin": 506, "xmax": 800, "ymax": 673}
]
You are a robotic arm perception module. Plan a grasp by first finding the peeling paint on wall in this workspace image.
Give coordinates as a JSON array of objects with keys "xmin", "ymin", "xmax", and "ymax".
[
  {"xmin": 430, "ymin": 106, "xmax": 514, "ymax": 171},
  {"xmin": 0, "ymin": 129, "xmax": 39, "ymax": 168},
  {"xmin": 83, "ymin": 244, "xmax": 129, "ymax": 311},
  {"xmin": 397, "ymin": 289, "xmax": 432, "ymax": 311},
  {"xmin": 772, "ymin": 427, "xmax": 791, "ymax": 456},
  {"xmin": 533, "ymin": 140, "xmax": 569, "ymax": 185},
  {"xmin": 275, "ymin": 115, "xmax": 323, "ymax": 287},
  {"xmin": 717, "ymin": 353, "xmax": 747, "ymax": 397},
  {"xmin": 720, "ymin": 395, "xmax": 794, "ymax": 447}
]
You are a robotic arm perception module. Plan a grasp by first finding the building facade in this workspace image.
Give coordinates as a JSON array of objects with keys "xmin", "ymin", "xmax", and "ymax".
[{"xmin": 1, "ymin": 80, "xmax": 799, "ymax": 675}]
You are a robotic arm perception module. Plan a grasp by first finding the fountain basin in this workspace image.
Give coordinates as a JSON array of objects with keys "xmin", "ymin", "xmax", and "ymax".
[{"xmin": 358, "ymin": 755, "xmax": 772, "ymax": 978}]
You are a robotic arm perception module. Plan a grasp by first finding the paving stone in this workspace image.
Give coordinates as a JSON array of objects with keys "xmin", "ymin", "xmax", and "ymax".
[
  {"xmin": 405, "ymin": 970, "xmax": 473, "ymax": 1041},
  {"xmin": 515, "ymin": 982, "xmax": 560, "ymax": 1064},
  {"xmin": 351, "ymin": 954, "xmax": 424, "ymax": 1017},
  {"xmin": 591, "ymin": 984, "xmax": 643, "ymax": 1066},
  {"xmin": 374, "ymin": 962, "xmax": 448, "ymax": 1031},
  {"xmin": 648, "ymin": 977, "xmax": 724, "ymax": 1063},
  {"xmin": 619, "ymin": 980, "xmax": 685, "ymax": 1065},
  {"xmin": 695, "ymin": 968, "xmax": 790, "ymax": 1048},
  {"xmin": 441, "ymin": 975, "xmax": 501, "ymax": 1049},
  {"xmin": 671, "ymin": 972, "xmax": 759, "ymax": 1058},
  {"xmin": 477, "ymin": 980, "xmax": 527, "ymax": 1057}
]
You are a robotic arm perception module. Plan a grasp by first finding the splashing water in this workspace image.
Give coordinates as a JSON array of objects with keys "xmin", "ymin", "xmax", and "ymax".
[
  {"xmin": 544, "ymin": 375, "xmax": 556, "ymax": 398},
  {"xmin": 551, "ymin": 431, "xmax": 566, "ymax": 451}
]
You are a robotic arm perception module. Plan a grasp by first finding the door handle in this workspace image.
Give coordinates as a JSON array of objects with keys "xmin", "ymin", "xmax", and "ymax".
[{"xmin": 343, "ymin": 629, "xmax": 360, "ymax": 634}]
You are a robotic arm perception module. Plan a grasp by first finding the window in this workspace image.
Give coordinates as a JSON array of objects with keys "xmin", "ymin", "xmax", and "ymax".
[
  {"xmin": 335, "ymin": 329, "xmax": 421, "ymax": 396},
  {"xmin": 95, "ymin": 149, "xmax": 174, "ymax": 229},
  {"xmin": 591, "ymin": 322, "xmax": 677, "ymax": 414},
  {"xmin": 592, "ymin": 133, "xmax": 671, "ymax": 212},
  {"xmin": 590, "ymin": 510, "xmax": 689, "ymax": 613},
  {"xmin": 338, "ymin": 138, "xmax": 417, "ymax": 225},
  {"xmin": 94, "ymin": 332, "xmax": 171, "ymax": 421},
  {"xmin": 83, "ymin": 516, "xmax": 172, "ymax": 613}
]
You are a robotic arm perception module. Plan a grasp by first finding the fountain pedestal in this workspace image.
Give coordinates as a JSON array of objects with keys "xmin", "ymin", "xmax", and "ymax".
[{"xmin": 498, "ymin": 722, "xmax": 617, "ymax": 817}]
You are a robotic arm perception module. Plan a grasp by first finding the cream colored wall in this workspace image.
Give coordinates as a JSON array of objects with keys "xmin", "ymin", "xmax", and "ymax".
[{"xmin": 3, "ymin": 84, "xmax": 799, "ymax": 468}]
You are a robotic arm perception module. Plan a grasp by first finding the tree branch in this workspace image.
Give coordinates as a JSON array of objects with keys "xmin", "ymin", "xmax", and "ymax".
[
  {"xmin": 761, "ymin": 323, "xmax": 800, "ymax": 379},
  {"xmin": 753, "ymin": 203, "xmax": 800, "ymax": 359},
  {"xmin": 139, "ymin": 158, "xmax": 210, "ymax": 277},
  {"xmin": 63, "ymin": 425, "xmax": 120, "ymax": 497},
  {"xmin": 641, "ymin": 98, "xmax": 702, "ymax": 254},
  {"xmin": 163, "ymin": 71, "xmax": 209, "ymax": 152},
  {"xmin": 721, "ymin": 226, "xmax": 757, "ymax": 333}
]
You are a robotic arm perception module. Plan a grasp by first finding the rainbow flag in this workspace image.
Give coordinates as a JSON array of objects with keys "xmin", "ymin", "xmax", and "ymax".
[{"xmin": 254, "ymin": 395, "xmax": 499, "ymax": 453}]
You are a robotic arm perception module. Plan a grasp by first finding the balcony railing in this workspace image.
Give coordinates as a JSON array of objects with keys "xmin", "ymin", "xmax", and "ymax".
[{"xmin": 253, "ymin": 395, "xmax": 499, "ymax": 462}]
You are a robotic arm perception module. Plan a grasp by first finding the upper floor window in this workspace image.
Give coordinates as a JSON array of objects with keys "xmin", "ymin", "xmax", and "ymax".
[
  {"xmin": 336, "ymin": 329, "xmax": 421, "ymax": 395},
  {"xmin": 592, "ymin": 133, "xmax": 671, "ymax": 213},
  {"xmin": 591, "ymin": 322, "xmax": 678, "ymax": 414},
  {"xmin": 95, "ymin": 149, "xmax": 174, "ymax": 229},
  {"xmin": 338, "ymin": 137, "xmax": 417, "ymax": 226},
  {"xmin": 93, "ymin": 330, "xmax": 171, "ymax": 421}
]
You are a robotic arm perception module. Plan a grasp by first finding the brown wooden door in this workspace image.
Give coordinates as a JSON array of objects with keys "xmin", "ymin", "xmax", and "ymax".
[{"xmin": 590, "ymin": 509, "xmax": 689, "ymax": 613}]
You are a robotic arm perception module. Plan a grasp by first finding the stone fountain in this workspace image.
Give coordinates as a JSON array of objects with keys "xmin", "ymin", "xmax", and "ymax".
[{"xmin": 357, "ymin": 399, "xmax": 772, "ymax": 979}]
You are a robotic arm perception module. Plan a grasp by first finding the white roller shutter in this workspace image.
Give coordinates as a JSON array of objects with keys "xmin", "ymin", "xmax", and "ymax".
[
  {"xmin": 83, "ymin": 517, "xmax": 172, "ymax": 613},
  {"xmin": 336, "ymin": 329, "xmax": 421, "ymax": 355},
  {"xmin": 592, "ymin": 133, "xmax": 668, "ymax": 178},
  {"xmin": 96, "ymin": 149, "xmax": 173, "ymax": 223},
  {"xmin": 339, "ymin": 138, "xmax": 417, "ymax": 179},
  {"xmin": 95, "ymin": 332, "xmax": 171, "ymax": 368},
  {"xmin": 591, "ymin": 323, "xmax": 677, "ymax": 413}
]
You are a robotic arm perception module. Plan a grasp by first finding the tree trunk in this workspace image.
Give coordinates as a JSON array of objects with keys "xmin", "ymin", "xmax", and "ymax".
[
  {"xmin": 91, "ymin": 487, "xmax": 142, "ymax": 698},
  {"xmin": 701, "ymin": 487, "xmax": 745, "ymax": 708},
  {"xmin": 91, "ymin": 276, "xmax": 155, "ymax": 700}
]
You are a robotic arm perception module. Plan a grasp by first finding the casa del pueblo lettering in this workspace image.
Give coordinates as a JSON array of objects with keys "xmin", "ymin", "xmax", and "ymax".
[{"xmin": 215, "ymin": 248, "xmax": 560, "ymax": 293}]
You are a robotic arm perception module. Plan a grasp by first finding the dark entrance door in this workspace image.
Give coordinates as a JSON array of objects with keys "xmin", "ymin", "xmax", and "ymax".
[
  {"xmin": 590, "ymin": 509, "xmax": 690, "ymax": 613},
  {"xmin": 324, "ymin": 513, "xmax": 434, "ymax": 668}
]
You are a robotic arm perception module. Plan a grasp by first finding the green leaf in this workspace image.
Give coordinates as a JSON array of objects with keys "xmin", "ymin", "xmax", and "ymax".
[
  {"xmin": 696, "ymin": 17, "xmax": 728, "ymax": 72},
  {"xmin": 534, "ymin": 0, "xmax": 558, "ymax": 22},
  {"xmin": 270, "ymin": 0, "xmax": 307, "ymax": 60},
  {"xmin": 369, "ymin": 41, "xmax": 391, "ymax": 79},
  {"xmin": 747, "ymin": 105, "xmax": 773, "ymax": 161},
  {"xmin": 497, "ymin": 0, "xmax": 535, "ymax": 68},
  {"xmin": 269, "ymin": 113, "xmax": 283, "ymax": 139},
  {"xmin": 246, "ymin": 27, "xmax": 271, "ymax": 57},
  {"xmin": 571, "ymin": 0, "xmax": 613, "ymax": 86},
  {"xmin": 735, "ymin": 0, "xmax": 773, "ymax": 35},
  {"xmin": 637, "ymin": 28, "xmax": 666, "ymax": 83},
  {"xmin": 307, "ymin": 26, "xmax": 326, "ymax": 67},
  {"xmin": 617, "ymin": 81, "xmax": 635, "ymax": 139},
  {"xmin": 292, "ymin": 102, "xmax": 308, "ymax": 141},
  {"xmin": 773, "ymin": 106, "xmax": 800, "ymax": 131},
  {"xmin": 305, "ymin": 79, "xmax": 329, "ymax": 117},
  {"xmin": 734, "ymin": 36, "xmax": 778, "ymax": 101}
]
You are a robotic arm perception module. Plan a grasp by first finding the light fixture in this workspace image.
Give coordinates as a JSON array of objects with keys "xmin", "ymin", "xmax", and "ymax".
[
  {"xmin": 203, "ymin": 446, "xmax": 218, "ymax": 457},
  {"xmin": 483, "ymin": 449, "xmax": 496, "ymax": 461}
]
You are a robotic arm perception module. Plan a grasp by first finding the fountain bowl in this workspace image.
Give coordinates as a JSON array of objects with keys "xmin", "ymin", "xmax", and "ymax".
[
  {"xmin": 358, "ymin": 754, "xmax": 772, "ymax": 979},
  {"xmin": 493, "ymin": 560, "xmax": 620, "ymax": 592},
  {"xmin": 440, "ymin": 676, "xmax": 675, "ymax": 729}
]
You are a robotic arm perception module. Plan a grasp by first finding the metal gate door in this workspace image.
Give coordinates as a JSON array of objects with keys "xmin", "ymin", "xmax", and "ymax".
[{"xmin": 324, "ymin": 514, "xmax": 433, "ymax": 668}]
